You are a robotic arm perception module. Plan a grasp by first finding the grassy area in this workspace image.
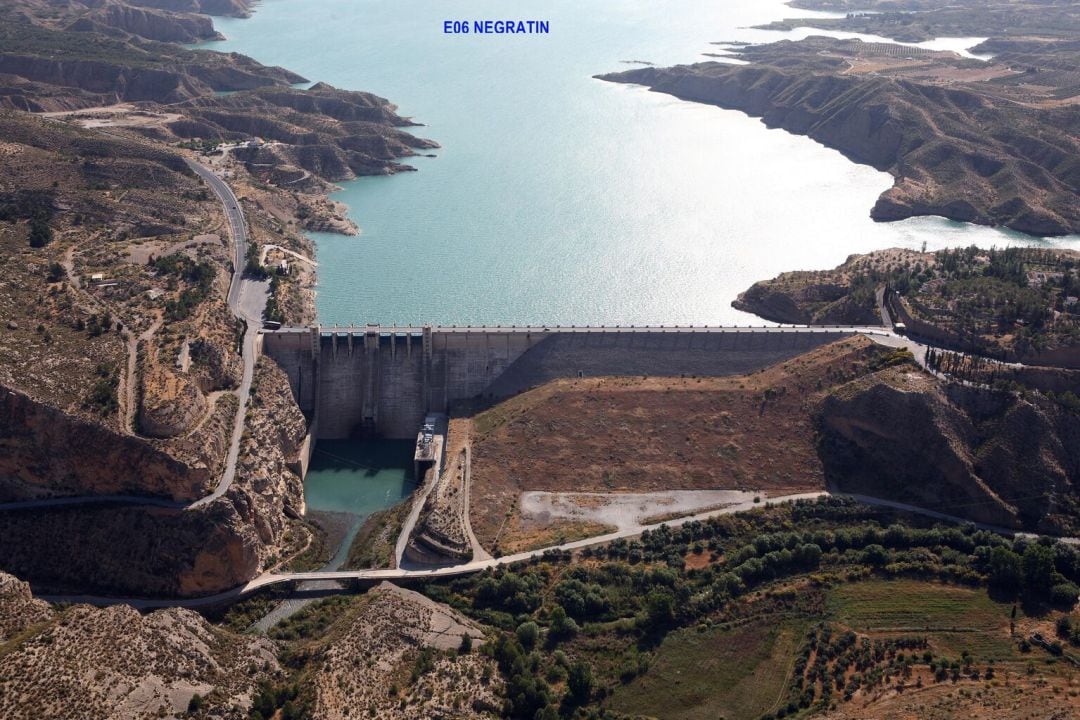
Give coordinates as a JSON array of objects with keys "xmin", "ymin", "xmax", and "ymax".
[
  {"xmin": 829, "ymin": 579, "xmax": 1017, "ymax": 660},
  {"xmin": 609, "ymin": 618, "xmax": 807, "ymax": 720},
  {"xmin": 209, "ymin": 589, "xmax": 289, "ymax": 634},
  {"xmin": 283, "ymin": 521, "xmax": 332, "ymax": 573},
  {"xmin": 497, "ymin": 519, "xmax": 617, "ymax": 556},
  {"xmin": 268, "ymin": 596, "xmax": 354, "ymax": 642},
  {"xmin": 344, "ymin": 499, "xmax": 411, "ymax": 570}
]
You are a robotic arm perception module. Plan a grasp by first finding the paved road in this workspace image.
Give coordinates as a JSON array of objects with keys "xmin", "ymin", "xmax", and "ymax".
[
  {"xmin": 0, "ymin": 160, "xmax": 264, "ymax": 513},
  {"xmin": 40, "ymin": 489, "xmax": 1080, "ymax": 610},
  {"xmin": 185, "ymin": 158, "xmax": 267, "ymax": 508},
  {"xmin": 185, "ymin": 159, "xmax": 249, "ymax": 311}
]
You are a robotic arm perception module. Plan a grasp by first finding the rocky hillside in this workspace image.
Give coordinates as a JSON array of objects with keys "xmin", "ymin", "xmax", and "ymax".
[
  {"xmin": 736, "ymin": 246, "xmax": 1080, "ymax": 366},
  {"xmin": 732, "ymin": 249, "xmax": 917, "ymax": 325},
  {"xmin": 0, "ymin": 111, "xmax": 237, "ymax": 499},
  {"xmin": 599, "ymin": 36, "xmax": 1080, "ymax": 236},
  {"xmin": 819, "ymin": 365, "xmax": 1080, "ymax": 533},
  {"xmin": 774, "ymin": 0, "xmax": 1080, "ymax": 43},
  {"xmin": 0, "ymin": 571, "xmax": 279, "ymax": 719},
  {"xmin": 0, "ymin": 360, "xmax": 306, "ymax": 597},
  {"xmin": 164, "ymin": 83, "xmax": 439, "ymax": 184},
  {"xmin": 0, "ymin": 0, "xmax": 440, "ymax": 598},
  {"xmin": 0, "ymin": 571, "xmax": 51, "ymax": 642},
  {"xmin": 310, "ymin": 583, "xmax": 500, "ymax": 719}
]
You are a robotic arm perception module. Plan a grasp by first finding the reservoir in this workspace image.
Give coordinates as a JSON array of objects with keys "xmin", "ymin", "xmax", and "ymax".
[{"xmin": 210, "ymin": 0, "xmax": 1080, "ymax": 326}]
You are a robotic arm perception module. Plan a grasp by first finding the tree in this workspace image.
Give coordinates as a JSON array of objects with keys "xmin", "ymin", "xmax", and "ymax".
[
  {"xmin": 862, "ymin": 544, "xmax": 889, "ymax": 567},
  {"xmin": 516, "ymin": 621, "xmax": 540, "ymax": 651},
  {"xmin": 459, "ymin": 633, "xmax": 472, "ymax": 654},
  {"xmin": 1023, "ymin": 544, "xmax": 1056, "ymax": 597},
  {"xmin": 1050, "ymin": 582, "xmax": 1080, "ymax": 608},
  {"xmin": 548, "ymin": 604, "xmax": 578, "ymax": 640},
  {"xmin": 187, "ymin": 693, "xmax": 204, "ymax": 714},
  {"xmin": 645, "ymin": 590, "xmax": 675, "ymax": 629},
  {"xmin": 28, "ymin": 218, "xmax": 52, "ymax": 248},
  {"xmin": 567, "ymin": 661, "xmax": 593, "ymax": 705},
  {"xmin": 987, "ymin": 547, "xmax": 1022, "ymax": 593}
]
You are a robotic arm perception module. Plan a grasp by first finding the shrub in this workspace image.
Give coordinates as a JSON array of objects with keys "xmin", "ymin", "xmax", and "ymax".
[{"xmin": 1050, "ymin": 582, "xmax": 1080, "ymax": 608}]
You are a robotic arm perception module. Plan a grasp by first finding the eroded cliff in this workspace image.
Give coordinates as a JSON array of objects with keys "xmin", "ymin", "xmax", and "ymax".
[{"xmin": 0, "ymin": 360, "xmax": 307, "ymax": 597}]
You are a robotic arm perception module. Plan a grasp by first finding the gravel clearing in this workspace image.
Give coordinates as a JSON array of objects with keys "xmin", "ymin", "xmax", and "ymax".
[{"xmin": 519, "ymin": 489, "xmax": 761, "ymax": 531}]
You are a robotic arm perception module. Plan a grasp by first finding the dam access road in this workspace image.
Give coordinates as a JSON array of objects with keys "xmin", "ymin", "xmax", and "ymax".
[{"xmin": 38, "ymin": 490, "xmax": 1080, "ymax": 610}]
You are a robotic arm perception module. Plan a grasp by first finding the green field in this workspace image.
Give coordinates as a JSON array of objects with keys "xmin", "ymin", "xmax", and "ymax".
[
  {"xmin": 608, "ymin": 618, "xmax": 808, "ymax": 720},
  {"xmin": 608, "ymin": 579, "xmax": 1025, "ymax": 719},
  {"xmin": 828, "ymin": 579, "xmax": 1017, "ymax": 660}
]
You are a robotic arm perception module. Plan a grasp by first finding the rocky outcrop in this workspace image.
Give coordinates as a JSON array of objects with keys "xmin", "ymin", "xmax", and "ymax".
[
  {"xmin": 168, "ymin": 84, "xmax": 438, "ymax": 184},
  {"xmin": 0, "ymin": 11, "xmax": 305, "ymax": 107},
  {"xmin": 598, "ymin": 39, "xmax": 1080, "ymax": 236},
  {"xmin": 0, "ymin": 572, "xmax": 280, "ymax": 719},
  {"xmin": 128, "ymin": 0, "xmax": 254, "ymax": 17},
  {"xmin": 734, "ymin": 278, "xmax": 879, "ymax": 325},
  {"xmin": 0, "ymin": 572, "xmax": 51, "ymax": 642},
  {"xmin": 0, "ymin": 384, "xmax": 212, "ymax": 502},
  {"xmin": 313, "ymin": 583, "xmax": 499, "ymax": 719},
  {"xmin": 818, "ymin": 367, "xmax": 1080, "ymax": 532},
  {"xmin": 0, "ymin": 361, "xmax": 307, "ymax": 597},
  {"xmin": 138, "ymin": 366, "xmax": 207, "ymax": 438}
]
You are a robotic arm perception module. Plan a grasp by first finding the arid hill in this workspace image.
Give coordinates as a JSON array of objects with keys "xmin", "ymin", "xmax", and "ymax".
[
  {"xmin": 773, "ymin": 0, "xmax": 1080, "ymax": 43},
  {"xmin": 599, "ymin": 35, "xmax": 1080, "ymax": 236},
  {"xmin": 820, "ymin": 365, "xmax": 1080, "ymax": 534},
  {"xmin": 0, "ymin": 111, "xmax": 318, "ymax": 596},
  {"xmin": 0, "ymin": 571, "xmax": 280, "ymax": 719},
  {"xmin": 0, "ymin": 0, "xmax": 438, "ymax": 595}
]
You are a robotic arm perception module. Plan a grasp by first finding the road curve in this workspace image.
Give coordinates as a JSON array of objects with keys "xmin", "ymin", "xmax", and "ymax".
[
  {"xmin": 40, "ymin": 492, "xmax": 827, "ymax": 609},
  {"xmin": 39, "ymin": 489, "xmax": 1080, "ymax": 610}
]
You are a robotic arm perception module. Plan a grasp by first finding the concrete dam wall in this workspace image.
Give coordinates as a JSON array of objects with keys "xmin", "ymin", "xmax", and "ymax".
[{"xmin": 263, "ymin": 326, "xmax": 856, "ymax": 439}]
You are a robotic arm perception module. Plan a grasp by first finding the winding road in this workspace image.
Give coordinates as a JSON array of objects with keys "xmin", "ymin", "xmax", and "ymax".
[{"xmin": 0, "ymin": 159, "xmax": 264, "ymax": 513}]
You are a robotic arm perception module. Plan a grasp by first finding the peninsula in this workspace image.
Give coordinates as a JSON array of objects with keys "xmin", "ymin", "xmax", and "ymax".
[{"xmin": 598, "ymin": 5, "xmax": 1080, "ymax": 236}]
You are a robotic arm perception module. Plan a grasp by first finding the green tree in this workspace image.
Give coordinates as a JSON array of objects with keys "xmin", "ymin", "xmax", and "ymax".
[
  {"xmin": 516, "ymin": 621, "xmax": 540, "ymax": 651},
  {"xmin": 28, "ymin": 218, "xmax": 52, "ymax": 248},
  {"xmin": 187, "ymin": 693, "xmax": 204, "ymax": 714},
  {"xmin": 987, "ymin": 546, "xmax": 1022, "ymax": 592},
  {"xmin": 548, "ymin": 604, "xmax": 579, "ymax": 640},
  {"xmin": 567, "ymin": 661, "xmax": 593, "ymax": 705},
  {"xmin": 1023, "ymin": 544, "xmax": 1056, "ymax": 597},
  {"xmin": 645, "ymin": 590, "xmax": 675, "ymax": 629}
]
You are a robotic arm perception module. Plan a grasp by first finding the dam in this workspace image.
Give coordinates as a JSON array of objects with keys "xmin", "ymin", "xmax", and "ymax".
[{"xmin": 263, "ymin": 324, "xmax": 870, "ymax": 440}]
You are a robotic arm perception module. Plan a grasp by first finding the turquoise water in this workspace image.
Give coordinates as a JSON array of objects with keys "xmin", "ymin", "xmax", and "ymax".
[
  {"xmin": 210, "ymin": 0, "xmax": 1080, "ymax": 326},
  {"xmin": 303, "ymin": 440, "xmax": 416, "ymax": 567}
]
